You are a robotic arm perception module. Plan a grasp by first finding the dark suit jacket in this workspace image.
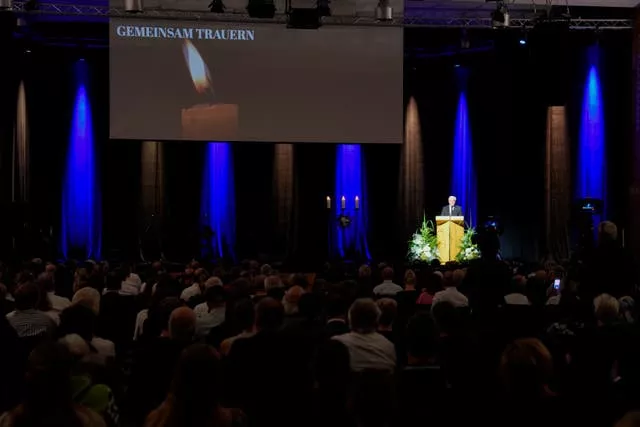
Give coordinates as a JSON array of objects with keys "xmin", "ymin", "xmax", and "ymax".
[{"xmin": 441, "ymin": 205, "xmax": 463, "ymax": 216}]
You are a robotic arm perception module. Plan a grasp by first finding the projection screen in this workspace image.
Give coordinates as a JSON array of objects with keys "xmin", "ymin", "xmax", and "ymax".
[{"xmin": 109, "ymin": 19, "xmax": 404, "ymax": 143}]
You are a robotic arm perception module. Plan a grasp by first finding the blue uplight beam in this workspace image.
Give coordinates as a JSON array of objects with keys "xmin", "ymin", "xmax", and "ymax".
[
  {"xmin": 577, "ymin": 46, "xmax": 606, "ymax": 219},
  {"xmin": 451, "ymin": 90, "xmax": 478, "ymax": 227},
  {"xmin": 61, "ymin": 60, "xmax": 101, "ymax": 259},
  {"xmin": 200, "ymin": 142, "xmax": 236, "ymax": 260}
]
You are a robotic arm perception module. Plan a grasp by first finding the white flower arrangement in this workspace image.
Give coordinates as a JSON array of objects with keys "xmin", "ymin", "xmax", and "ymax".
[
  {"xmin": 408, "ymin": 216, "xmax": 439, "ymax": 263},
  {"xmin": 456, "ymin": 228, "xmax": 481, "ymax": 262}
]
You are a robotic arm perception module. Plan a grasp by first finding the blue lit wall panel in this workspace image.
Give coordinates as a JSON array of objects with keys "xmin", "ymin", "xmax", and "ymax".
[{"xmin": 332, "ymin": 144, "xmax": 370, "ymax": 259}]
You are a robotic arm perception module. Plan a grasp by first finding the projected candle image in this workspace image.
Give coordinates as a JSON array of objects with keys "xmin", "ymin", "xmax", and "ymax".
[{"xmin": 181, "ymin": 40, "xmax": 239, "ymax": 140}]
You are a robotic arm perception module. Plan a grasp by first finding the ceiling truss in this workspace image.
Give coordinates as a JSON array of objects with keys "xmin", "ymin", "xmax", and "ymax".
[{"xmin": 6, "ymin": 1, "xmax": 634, "ymax": 29}]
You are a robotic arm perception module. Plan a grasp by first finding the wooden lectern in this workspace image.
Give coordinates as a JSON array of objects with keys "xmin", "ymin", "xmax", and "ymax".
[{"xmin": 436, "ymin": 216, "xmax": 465, "ymax": 262}]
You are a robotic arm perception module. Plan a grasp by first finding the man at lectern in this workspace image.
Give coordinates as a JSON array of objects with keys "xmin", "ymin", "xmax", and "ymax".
[{"xmin": 441, "ymin": 196, "xmax": 462, "ymax": 217}]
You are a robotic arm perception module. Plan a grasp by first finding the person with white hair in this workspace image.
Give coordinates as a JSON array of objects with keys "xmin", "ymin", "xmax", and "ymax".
[
  {"xmin": 332, "ymin": 298, "xmax": 396, "ymax": 372},
  {"xmin": 594, "ymin": 293, "xmax": 620, "ymax": 325},
  {"xmin": 441, "ymin": 196, "xmax": 462, "ymax": 217}
]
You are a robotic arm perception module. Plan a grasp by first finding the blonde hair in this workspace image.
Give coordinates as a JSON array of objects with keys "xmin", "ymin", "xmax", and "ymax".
[
  {"xmin": 72, "ymin": 287, "xmax": 101, "ymax": 315},
  {"xmin": 594, "ymin": 293, "xmax": 620, "ymax": 324},
  {"xmin": 404, "ymin": 269, "xmax": 416, "ymax": 285}
]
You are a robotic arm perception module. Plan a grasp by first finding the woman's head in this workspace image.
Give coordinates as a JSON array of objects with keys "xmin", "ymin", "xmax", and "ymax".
[{"xmin": 500, "ymin": 338, "xmax": 553, "ymax": 397}]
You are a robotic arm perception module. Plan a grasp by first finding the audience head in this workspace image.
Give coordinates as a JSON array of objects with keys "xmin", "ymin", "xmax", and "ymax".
[
  {"xmin": 594, "ymin": 293, "xmax": 620, "ymax": 325},
  {"xmin": 598, "ymin": 221, "xmax": 618, "ymax": 244},
  {"xmin": 72, "ymin": 287, "xmax": 101, "ymax": 315},
  {"xmin": 58, "ymin": 333, "xmax": 91, "ymax": 360},
  {"xmin": 283, "ymin": 285, "xmax": 304, "ymax": 315},
  {"xmin": 432, "ymin": 301, "xmax": 462, "ymax": 336},
  {"xmin": 376, "ymin": 298, "xmax": 397, "ymax": 329},
  {"xmin": 260, "ymin": 264, "xmax": 273, "ymax": 276},
  {"xmin": 616, "ymin": 412, "xmax": 640, "ymax": 427},
  {"xmin": 500, "ymin": 338, "xmax": 553, "ymax": 397},
  {"xmin": 14, "ymin": 282, "xmax": 39, "ymax": 311},
  {"xmin": 348, "ymin": 298, "xmax": 380, "ymax": 334},
  {"xmin": 404, "ymin": 269, "xmax": 416, "ymax": 288},
  {"xmin": 204, "ymin": 276, "xmax": 223, "ymax": 290},
  {"xmin": 45, "ymin": 263, "xmax": 56, "ymax": 275},
  {"xmin": 37, "ymin": 272, "xmax": 55, "ymax": 293},
  {"xmin": 169, "ymin": 307, "xmax": 196, "ymax": 341},
  {"xmin": 381, "ymin": 267, "xmax": 394, "ymax": 281},
  {"xmin": 452, "ymin": 269, "xmax": 465, "ymax": 287},
  {"xmin": 358, "ymin": 264, "xmax": 372, "ymax": 279},
  {"xmin": 255, "ymin": 297, "xmax": 284, "ymax": 332},
  {"xmin": 152, "ymin": 297, "xmax": 184, "ymax": 337},
  {"xmin": 73, "ymin": 268, "xmax": 90, "ymax": 292},
  {"xmin": 619, "ymin": 296, "xmax": 636, "ymax": 324}
]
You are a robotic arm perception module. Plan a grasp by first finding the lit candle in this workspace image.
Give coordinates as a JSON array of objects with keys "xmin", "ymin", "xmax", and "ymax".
[
  {"xmin": 181, "ymin": 40, "xmax": 238, "ymax": 141},
  {"xmin": 326, "ymin": 196, "xmax": 331, "ymax": 209},
  {"xmin": 355, "ymin": 196, "xmax": 360, "ymax": 210},
  {"xmin": 341, "ymin": 196, "xmax": 346, "ymax": 210}
]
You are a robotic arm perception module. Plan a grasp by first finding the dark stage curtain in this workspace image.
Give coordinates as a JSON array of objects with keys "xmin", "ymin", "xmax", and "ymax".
[{"xmin": 545, "ymin": 106, "xmax": 571, "ymax": 262}]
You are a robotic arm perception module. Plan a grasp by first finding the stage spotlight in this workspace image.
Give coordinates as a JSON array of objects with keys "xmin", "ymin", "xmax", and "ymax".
[
  {"xmin": 123, "ymin": 0, "xmax": 143, "ymax": 13},
  {"xmin": 375, "ymin": 0, "xmax": 392, "ymax": 21},
  {"xmin": 247, "ymin": 0, "xmax": 275, "ymax": 18},
  {"xmin": 491, "ymin": 1, "xmax": 509, "ymax": 28},
  {"xmin": 519, "ymin": 38, "xmax": 526, "ymax": 45},
  {"xmin": 0, "ymin": 0, "xmax": 12, "ymax": 10}
]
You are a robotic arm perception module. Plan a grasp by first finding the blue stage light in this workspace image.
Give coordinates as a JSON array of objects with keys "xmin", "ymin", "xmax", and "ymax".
[
  {"xmin": 332, "ymin": 144, "xmax": 370, "ymax": 260},
  {"xmin": 61, "ymin": 59, "xmax": 101, "ymax": 259},
  {"xmin": 451, "ymin": 89, "xmax": 478, "ymax": 227},
  {"xmin": 519, "ymin": 39, "xmax": 526, "ymax": 45},
  {"xmin": 577, "ymin": 45, "xmax": 606, "ymax": 220},
  {"xmin": 200, "ymin": 142, "xmax": 236, "ymax": 260}
]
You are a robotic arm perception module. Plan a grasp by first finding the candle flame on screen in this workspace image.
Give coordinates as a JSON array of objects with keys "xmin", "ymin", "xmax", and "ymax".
[{"xmin": 183, "ymin": 40, "xmax": 213, "ymax": 95}]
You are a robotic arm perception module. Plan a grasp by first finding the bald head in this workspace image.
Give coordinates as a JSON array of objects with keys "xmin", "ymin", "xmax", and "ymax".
[{"xmin": 169, "ymin": 307, "xmax": 196, "ymax": 341}]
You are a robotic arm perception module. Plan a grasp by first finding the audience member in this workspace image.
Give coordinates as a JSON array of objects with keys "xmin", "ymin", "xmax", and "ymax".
[
  {"xmin": 333, "ymin": 298, "xmax": 396, "ymax": 372},
  {"xmin": 373, "ymin": 267, "xmax": 402, "ymax": 296}
]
